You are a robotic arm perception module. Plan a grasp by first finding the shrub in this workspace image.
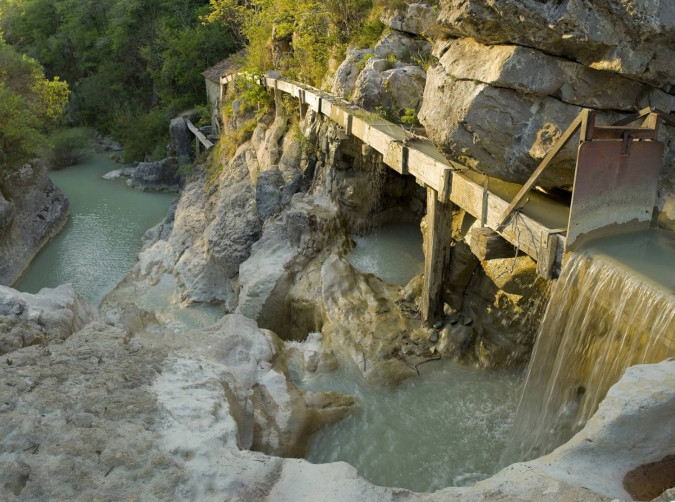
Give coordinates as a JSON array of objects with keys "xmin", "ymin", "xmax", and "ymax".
[
  {"xmin": 112, "ymin": 107, "xmax": 170, "ymax": 163},
  {"xmin": 45, "ymin": 127, "xmax": 95, "ymax": 169},
  {"xmin": 400, "ymin": 108, "xmax": 420, "ymax": 127}
]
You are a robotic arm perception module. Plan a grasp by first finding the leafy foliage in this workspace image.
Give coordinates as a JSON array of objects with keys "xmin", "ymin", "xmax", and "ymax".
[
  {"xmin": 0, "ymin": 38, "xmax": 70, "ymax": 170},
  {"xmin": 0, "ymin": 0, "xmax": 237, "ymax": 158},
  {"xmin": 204, "ymin": 0, "xmax": 375, "ymax": 87},
  {"xmin": 45, "ymin": 127, "xmax": 95, "ymax": 169}
]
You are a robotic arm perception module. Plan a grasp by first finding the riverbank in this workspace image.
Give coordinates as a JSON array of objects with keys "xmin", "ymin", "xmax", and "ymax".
[
  {"xmin": 14, "ymin": 154, "xmax": 175, "ymax": 305},
  {"xmin": 0, "ymin": 163, "xmax": 69, "ymax": 286}
]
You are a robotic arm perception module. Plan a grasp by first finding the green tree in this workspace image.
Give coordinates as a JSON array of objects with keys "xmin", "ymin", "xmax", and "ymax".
[
  {"xmin": 0, "ymin": 39, "xmax": 70, "ymax": 170},
  {"xmin": 1, "ymin": 0, "xmax": 238, "ymax": 157}
]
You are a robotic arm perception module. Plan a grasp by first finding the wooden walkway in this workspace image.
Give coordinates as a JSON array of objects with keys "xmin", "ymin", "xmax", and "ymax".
[
  {"xmin": 218, "ymin": 73, "xmax": 668, "ymax": 324},
  {"xmin": 253, "ymin": 76, "xmax": 568, "ymax": 276}
]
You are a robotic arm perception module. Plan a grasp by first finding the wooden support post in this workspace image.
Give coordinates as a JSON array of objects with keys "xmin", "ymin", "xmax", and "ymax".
[
  {"xmin": 421, "ymin": 186, "xmax": 454, "ymax": 326},
  {"xmin": 536, "ymin": 232, "xmax": 560, "ymax": 280}
]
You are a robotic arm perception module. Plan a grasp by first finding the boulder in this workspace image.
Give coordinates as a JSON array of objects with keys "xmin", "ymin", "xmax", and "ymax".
[
  {"xmin": 436, "ymin": 0, "xmax": 675, "ymax": 92},
  {"xmin": 381, "ymin": 2, "xmax": 438, "ymax": 36},
  {"xmin": 331, "ymin": 48, "xmax": 375, "ymax": 99},
  {"xmin": 0, "ymin": 284, "xmax": 99, "ymax": 355},
  {"xmin": 128, "ymin": 157, "xmax": 181, "ymax": 192},
  {"xmin": 169, "ymin": 117, "xmax": 192, "ymax": 166},
  {"xmin": 353, "ymin": 59, "xmax": 427, "ymax": 119},
  {"xmin": 374, "ymin": 32, "xmax": 431, "ymax": 63}
]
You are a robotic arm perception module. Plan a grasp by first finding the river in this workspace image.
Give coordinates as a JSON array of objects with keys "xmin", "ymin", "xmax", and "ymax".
[{"xmin": 15, "ymin": 154, "xmax": 176, "ymax": 305}]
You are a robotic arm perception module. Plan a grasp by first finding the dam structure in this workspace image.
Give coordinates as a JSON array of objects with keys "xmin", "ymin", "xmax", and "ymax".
[{"xmin": 215, "ymin": 72, "xmax": 670, "ymax": 326}]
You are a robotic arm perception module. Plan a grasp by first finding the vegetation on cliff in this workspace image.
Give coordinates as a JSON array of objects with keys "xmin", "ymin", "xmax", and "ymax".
[
  {"xmin": 0, "ymin": 38, "xmax": 69, "ymax": 171},
  {"xmin": 203, "ymin": 0, "xmax": 425, "ymax": 87},
  {"xmin": 0, "ymin": 0, "xmax": 237, "ymax": 160}
]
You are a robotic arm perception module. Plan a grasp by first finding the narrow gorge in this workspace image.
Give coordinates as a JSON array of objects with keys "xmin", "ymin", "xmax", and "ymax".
[{"xmin": 1, "ymin": 1, "xmax": 674, "ymax": 501}]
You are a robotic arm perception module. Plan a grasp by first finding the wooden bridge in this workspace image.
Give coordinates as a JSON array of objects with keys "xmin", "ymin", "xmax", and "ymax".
[{"xmin": 220, "ymin": 72, "xmax": 669, "ymax": 324}]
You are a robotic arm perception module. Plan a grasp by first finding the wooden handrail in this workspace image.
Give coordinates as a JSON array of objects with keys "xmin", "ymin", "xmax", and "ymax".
[{"xmin": 186, "ymin": 119, "xmax": 214, "ymax": 150}]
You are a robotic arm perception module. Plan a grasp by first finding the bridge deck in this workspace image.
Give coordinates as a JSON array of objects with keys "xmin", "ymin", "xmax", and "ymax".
[{"xmin": 264, "ymin": 76, "xmax": 567, "ymax": 276}]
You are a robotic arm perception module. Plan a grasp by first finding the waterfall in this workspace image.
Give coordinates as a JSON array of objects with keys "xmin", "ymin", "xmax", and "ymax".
[{"xmin": 504, "ymin": 230, "xmax": 675, "ymax": 463}]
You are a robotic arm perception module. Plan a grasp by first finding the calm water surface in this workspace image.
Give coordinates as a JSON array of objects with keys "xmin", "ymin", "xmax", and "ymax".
[
  {"xmin": 16, "ymin": 154, "xmax": 175, "ymax": 305},
  {"xmin": 347, "ymin": 222, "xmax": 425, "ymax": 285}
]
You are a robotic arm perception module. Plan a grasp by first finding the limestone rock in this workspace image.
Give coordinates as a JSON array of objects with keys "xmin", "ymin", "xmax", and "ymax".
[
  {"xmin": 252, "ymin": 114, "xmax": 287, "ymax": 172},
  {"xmin": 320, "ymin": 253, "xmax": 430, "ymax": 384},
  {"xmin": 381, "ymin": 66, "xmax": 427, "ymax": 116},
  {"xmin": 382, "ymin": 2, "xmax": 438, "ymax": 36},
  {"xmin": 169, "ymin": 117, "xmax": 192, "ymax": 167},
  {"xmin": 419, "ymin": 69, "xmax": 585, "ymax": 186},
  {"xmin": 0, "ymin": 284, "xmax": 99, "ymax": 355},
  {"xmin": 0, "ymin": 164, "xmax": 69, "ymax": 285},
  {"xmin": 434, "ymin": 37, "xmax": 674, "ymax": 112},
  {"xmin": 331, "ymin": 48, "xmax": 374, "ymax": 99},
  {"xmin": 436, "ymin": 0, "xmax": 675, "ymax": 92},
  {"xmin": 0, "ymin": 192, "xmax": 15, "ymax": 228},
  {"xmin": 128, "ymin": 157, "xmax": 181, "ymax": 192},
  {"xmin": 353, "ymin": 59, "xmax": 427, "ymax": 120},
  {"xmin": 374, "ymin": 32, "xmax": 431, "ymax": 63},
  {"xmin": 256, "ymin": 168, "xmax": 284, "ymax": 221},
  {"xmin": 0, "ymin": 316, "xmax": 354, "ymax": 501},
  {"xmin": 102, "ymin": 165, "xmax": 137, "ymax": 180},
  {"xmin": 127, "ymin": 144, "xmax": 262, "ymax": 307}
]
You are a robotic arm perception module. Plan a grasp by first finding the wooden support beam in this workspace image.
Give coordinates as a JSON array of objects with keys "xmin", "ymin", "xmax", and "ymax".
[
  {"xmin": 469, "ymin": 227, "xmax": 515, "ymax": 260},
  {"xmin": 421, "ymin": 186, "xmax": 454, "ymax": 326},
  {"xmin": 498, "ymin": 109, "xmax": 590, "ymax": 227},
  {"xmin": 186, "ymin": 119, "xmax": 214, "ymax": 151},
  {"xmin": 536, "ymin": 232, "xmax": 560, "ymax": 280}
]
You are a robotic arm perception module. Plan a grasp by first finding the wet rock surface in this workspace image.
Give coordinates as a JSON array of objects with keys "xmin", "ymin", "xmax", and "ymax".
[{"xmin": 1, "ymin": 308, "xmax": 670, "ymax": 501}]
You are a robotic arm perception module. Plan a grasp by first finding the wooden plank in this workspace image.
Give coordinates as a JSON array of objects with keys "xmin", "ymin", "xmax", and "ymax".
[
  {"xmin": 261, "ymin": 74, "xmax": 561, "ymax": 272},
  {"xmin": 421, "ymin": 187, "xmax": 454, "ymax": 326},
  {"xmin": 448, "ymin": 172, "xmax": 548, "ymax": 260},
  {"xmin": 382, "ymin": 141, "xmax": 406, "ymax": 175},
  {"xmin": 497, "ymin": 109, "xmax": 587, "ymax": 227},
  {"xmin": 589, "ymin": 126, "xmax": 658, "ymax": 140},
  {"xmin": 469, "ymin": 227, "xmax": 515, "ymax": 260},
  {"xmin": 536, "ymin": 232, "xmax": 560, "ymax": 279},
  {"xmin": 186, "ymin": 120, "xmax": 214, "ymax": 150}
]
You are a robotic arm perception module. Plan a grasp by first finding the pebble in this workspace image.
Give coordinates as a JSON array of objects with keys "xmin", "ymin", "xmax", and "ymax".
[{"xmin": 428, "ymin": 331, "xmax": 439, "ymax": 343}]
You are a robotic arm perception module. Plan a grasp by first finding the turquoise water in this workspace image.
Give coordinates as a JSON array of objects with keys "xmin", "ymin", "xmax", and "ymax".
[
  {"xmin": 15, "ymin": 154, "xmax": 175, "ymax": 305},
  {"xmin": 347, "ymin": 222, "xmax": 425, "ymax": 285},
  {"xmin": 302, "ymin": 357, "xmax": 524, "ymax": 492}
]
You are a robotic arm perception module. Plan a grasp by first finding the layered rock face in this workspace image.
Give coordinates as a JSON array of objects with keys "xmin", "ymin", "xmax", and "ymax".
[
  {"xmin": 331, "ymin": 4, "xmax": 434, "ymax": 122},
  {"xmin": 0, "ymin": 164, "xmax": 69, "ymax": 285},
  {"xmin": 419, "ymin": 0, "xmax": 675, "ymax": 227}
]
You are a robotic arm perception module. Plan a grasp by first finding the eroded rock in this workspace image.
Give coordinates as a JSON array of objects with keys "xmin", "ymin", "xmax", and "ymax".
[
  {"xmin": 0, "ymin": 164, "xmax": 69, "ymax": 286},
  {"xmin": 128, "ymin": 157, "xmax": 181, "ymax": 192},
  {"xmin": 0, "ymin": 285, "xmax": 98, "ymax": 355}
]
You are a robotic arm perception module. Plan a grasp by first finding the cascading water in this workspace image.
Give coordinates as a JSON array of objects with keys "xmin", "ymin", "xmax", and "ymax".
[{"xmin": 505, "ymin": 230, "xmax": 675, "ymax": 463}]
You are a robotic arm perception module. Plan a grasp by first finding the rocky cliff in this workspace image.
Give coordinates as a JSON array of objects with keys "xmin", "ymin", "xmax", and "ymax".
[
  {"xmin": 0, "ymin": 164, "xmax": 69, "ymax": 285},
  {"xmin": 418, "ymin": 0, "xmax": 675, "ymax": 229}
]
